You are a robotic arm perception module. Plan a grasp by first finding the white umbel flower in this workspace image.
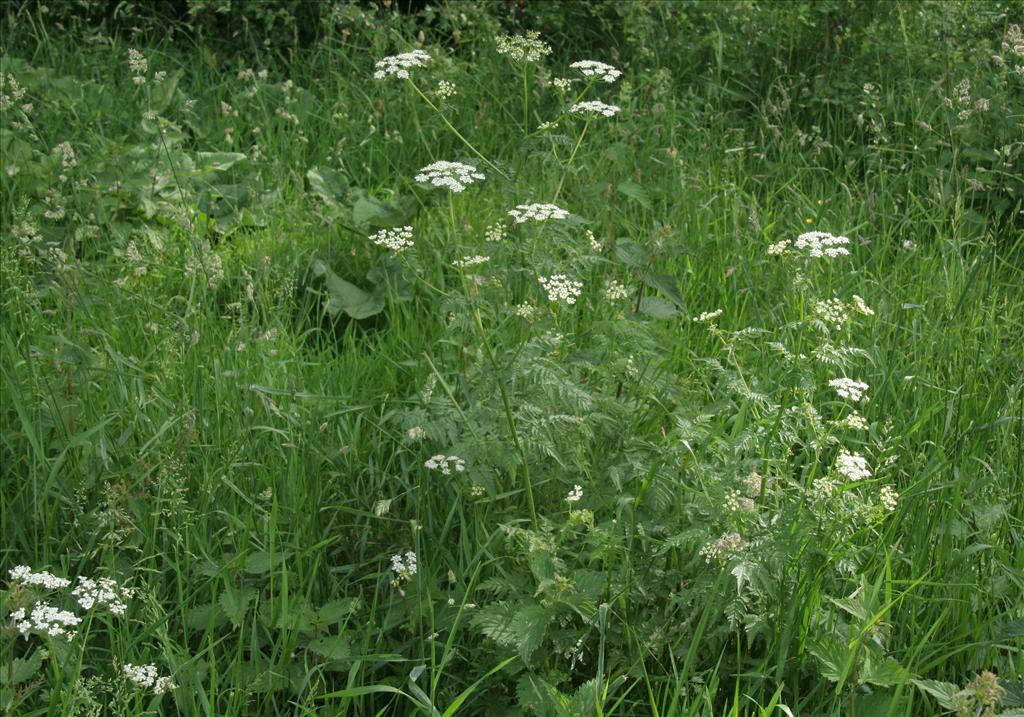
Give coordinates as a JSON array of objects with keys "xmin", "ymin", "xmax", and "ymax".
[
  {"xmin": 570, "ymin": 60, "xmax": 622, "ymax": 83},
  {"xmin": 508, "ymin": 203, "xmax": 569, "ymax": 224},
  {"xmin": 72, "ymin": 576, "xmax": 134, "ymax": 616},
  {"xmin": 369, "ymin": 226, "xmax": 414, "ymax": 253},
  {"xmin": 829, "ymin": 377, "xmax": 869, "ymax": 402},
  {"xmin": 834, "ymin": 450, "xmax": 871, "ymax": 482},
  {"xmin": 694, "ymin": 309, "xmax": 723, "ymax": 323},
  {"xmin": 424, "ymin": 454, "xmax": 466, "ymax": 475},
  {"xmin": 453, "ymin": 255, "xmax": 490, "ymax": 269},
  {"xmin": 10, "ymin": 603, "xmax": 81, "ymax": 639},
  {"xmin": 570, "ymin": 101, "xmax": 621, "ymax": 117},
  {"xmin": 122, "ymin": 664, "xmax": 177, "ymax": 694},
  {"xmin": 495, "ymin": 31, "xmax": 552, "ymax": 63},
  {"xmin": 539, "ymin": 275, "xmax": 583, "ymax": 305},
  {"xmin": 565, "ymin": 485, "xmax": 584, "ymax": 503},
  {"xmin": 373, "ymin": 49, "xmax": 432, "ymax": 80},
  {"xmin": 414, "ymin": 161, "xmax": 485, "ymax": 193},
  {"xmin": 9, "ymin": 566, "xmax": 71, "ymax": 590}
]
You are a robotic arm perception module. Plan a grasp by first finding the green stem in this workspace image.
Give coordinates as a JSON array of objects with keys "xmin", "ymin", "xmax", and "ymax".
[
  {"xmin": 522, "ymin": 65, "xmax": 529, "ymax": 134},
  {"xmin": 552, "ymin": 118, "xmax": 589, "ymax": 203},
  {"xmin": 407, "ymin": 80, "xmax": 509, "ymax": 180}
]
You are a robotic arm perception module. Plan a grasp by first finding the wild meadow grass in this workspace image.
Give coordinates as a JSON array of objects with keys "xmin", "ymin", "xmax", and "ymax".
[{"xmin": 1, "ymin": 2, "xmax": 1023, "ymax": 715}]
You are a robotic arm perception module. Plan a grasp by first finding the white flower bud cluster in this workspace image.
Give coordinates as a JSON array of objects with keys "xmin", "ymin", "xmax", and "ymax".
[
  {"xmin": 539, "ymin": 275, "xmax": 583, "ymax": 305},
  {"xmin": 834, "ymin": 450, "xmax": 871, "ymax": 482},
  {"xmin": 453, "ymin": 255, "xmax": 490, "ymax": 269},
  {"xmin": 369, "ymin": 226, "xmax": 414, "ymax": 253},
  {"xmin": 424, "ymin": 454, "xmax": 466, "ymax": 475},
  {"xmin": 415, "ymin": 161, "xmax": 485, "ymax": 192},
  {"xmin": 122, "ymin": 663, "xmax": 177, "ymax": 694},
  {"xmin": 565, "ymin": 485, "xmax": 584, "ymax": 503},
  {"xmin": 373, "ymin": 49, "xmax": 431, "ymax": 80},
  {"xmin": 508, "ymin": 203, "xmax": 569, "ymax": 223},
  {"xmin": 495, "ymin": 31, "xmax": 552, "ymax": 63},
  {"xmin": 694, "ymin": 309, "xmax": 723, "ymax": 323},
  {"xmin": 829, "ymin": 377, "xmax": 869, "ymax": 402},
  {"xmin": 570, "ymin": 60, "xmax": 622, "ymax": 83},
  {"xmin": 603, "ymin": 280, "xmax": 629, "ymax": 301},
  {"xmin": 570, "ymin": 101, "xmax": 621, "ymax": 117}
]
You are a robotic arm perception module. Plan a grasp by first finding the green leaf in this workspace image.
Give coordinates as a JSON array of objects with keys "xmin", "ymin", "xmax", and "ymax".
[
  {"xmin": 617, "ymin": 180, "xmax": 651, "ymax": 208},
  {"xmin": 512, "ymin": 604, "xmax": 551, "ymax": 666},
  {"xmin": 640, "ymin": 296, "xmax": 679, "ymax": 319},
  {"xmin": 0, "ymin": 649, "xmax": 44, "ymax": 686},
  {"xmin": 219, "ymin": 584, "xmax": 257, "ymax": 628},
  {"xmin": 569, "ymin": 678, "xmax": 601, "ymax": 716},
  {"xmin": 150, "ymin": 69, "xmax": 183, "ymax": 113},
  {"xmin": 615, "ymin": 240, "xmax": 649, "ymax": 267},
  {"xmin": 307, "ymin": 635, "xmax": 352, "ymax": 661},
  {"xmin": 196, "ymin": 151, "xmax": 247, "ymax": 173},
  {"xmin": 516, "ymin": 673, "xmax": 561, "ymax": 717},
  {"xmin": 243, "ymin": 550, "xmax": 290, "ymax": 575},
  {"xmin": 912, "ymin": 679, "xmax": 958, "ymax": 709},
  {"xmin": 311, "ymin": 261, "xmax": 385, "ymax": 320},
  {"xmin": 307, "ymin": 167, "xmax": 349, "ymax": 207},
  {"xmin": 859, "ymin": 650, "xmax": 911, "ymax": 687},
  {"xmin": 471, "ymin": 602, "xmax": 518, "ymax": 647},
  {"xmin": 644, "ymin": 273, "xmax": 687, "ymax": 310},
  {"xmin": 183, "ymin": 602, "xmax": 229, "ymax": 631},
  {"xmin": 351, "ymin": 190, "xmax": 415, "ymax": 228}
]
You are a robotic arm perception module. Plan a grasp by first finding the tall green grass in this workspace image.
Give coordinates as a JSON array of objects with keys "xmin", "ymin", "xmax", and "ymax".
[{"xmin": 2, "ymin": 2, "xmax": 1022, "ymax": 715}]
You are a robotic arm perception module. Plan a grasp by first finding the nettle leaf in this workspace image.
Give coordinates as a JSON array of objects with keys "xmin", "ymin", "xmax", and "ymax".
[
  {"xmin": 243, "ymin": 550, "xmax": 290, "ymax": 575},
  {"xmin": 312, "ymin": 260, "xmax": 385, "ymax": 320},
  {"xmin": 617, "ymin": 179, "xmax": 651, "ymax": 208},
  {"xmin": 639, "ymin": 296, "xmax": 679, "ymax": 320},
  {"xmin": 307, "ymin": 634, "xmax": 352, "ymax": 661},
  {"xmin": 0, "ymin": 648, "xmax": 44, "ymax": 686},
  {"xmin": 471, "ymin": 602, "xmax": 518, "ymax": 647},
  {"xmin": 183, "ymin": 602, "xmax": 229, "ymax": 631},
  {"xmin": 219, "ymin": 584, "xmax": 258, "ymax": 628},
  {"xmin": 569, "ymin": 678, "xmax": 602, "ymax": 715},
  {"xmin": 912, "ymin": 679, "xmax": 959, "ymax": 709},
  {"xmin": 195, "ymin": 151, "xmax": 247, "ymax": 174},
  {"xmin": 859, "ymin": 649, "xmax": 911, "ymax": 687},
  {"xmin": 350, "ymin": 189, "xmax": 415, "ymax": 228},
  {"xmin": 512, "ymin": 604, "xmax": 551, "ymax": 666},
  {"xmin": 516, "ymin": 673, "xmax": 562, "ymax": 717},
  {"xmin": 615, "ymin": 240, "xmax": 649, "ymax": 268},
  {"xmin": 645, "ymin": 273, "xmax": 687, "ymax": 311}
]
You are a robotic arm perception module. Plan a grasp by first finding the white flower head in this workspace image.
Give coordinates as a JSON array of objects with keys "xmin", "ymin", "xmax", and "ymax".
[
  {"xmin": 369, "ymin": 226, "xmax": 414, "ymax": 253},
  {"xmin": 540, "ymin": 274, "xmax": 583, "ymax": 305},
  {"xmin": 879, "ymin": 485, "xmax": 899, "ymax": 512},
  {"xmin": 390, "ymin": 551, "xmax": 418, "ymax": 583},
  {"xmin": 603, "ymin": 280, "xmax": 629, "ymax": 301},
  {"xmin": 495, "ymin": 31, "xmax": 552, "ymax": 63},
  {"xmin": 415, "ymin": 161, "xmax": 485, "ymax": 193},
  {"xmin": 508, "ymin": 203, "xmax": 569, "ymax": 224},
  {"xmin": 693, "ymin": 309, "xmax": 723, "ymax": 323},
  {"xmin": 373, "ymin": 49, "xmax": 432, "ymax": 80},
  {"xmin": 570, "ymin": 60, "xmax": 622, "ymax": 83},
  {"xmin": 424, "ymin": 454, "xmax": 466, "ymax": 475},
  {"xmin": 829, "ymin": 377, "xmax": 869, "ymax": 402},
  {"xmin": 10, "ymin": 602, "xmax": 81, "ymax": 639},
  {"xmin": 566, "ymin": 485, "xmax": 584, "ymax": 503},
  {"xmin": 834, "ymin": 450, "xmax": 871, "ymax": 482},
  {"xmin": 72, "ymin": 576, "xmax": 134, "ymax": 616},
  {"xmin": 9, "ymin": 566, "xmax": 71, "ymax": 590},
  {"xmin": 122, "ymin": 664, "xmax": 177, "ymax": 694},
  {"xmin": 570, "ymin": 101, "xmax": 621, "ymax": 118},
  {"xmin": 769, "ymin": 231, "xmax": 851, "ymax": 259}
]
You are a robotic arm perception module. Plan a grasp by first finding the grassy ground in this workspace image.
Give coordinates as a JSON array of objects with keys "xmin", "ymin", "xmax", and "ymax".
[{"xmin": 2, "ymin": 3, "xmax": 1023, "ymax": 715}]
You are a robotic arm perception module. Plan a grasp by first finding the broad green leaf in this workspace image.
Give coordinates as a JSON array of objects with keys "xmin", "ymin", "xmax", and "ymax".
[
  {"xmin": 516, "ymin": 673, "xmax": 560, "ymax": 717},
  {"xmin": 640, "ymin": 296, "xmax": 679, "ymax": 319},
  {"xmin": 912, "ymin": 679, "xmax": 958, "ymax": 709},
  {"xmin": 615, "ymin": 240, "xmax": 649, "ymax": 267},
  {"xmin": 196, "ymin": 151, "xmax": 247, "ymax": 173},
  {"xmin": 351, "ymin": 190, "xmax": 415, "ymax": 228},
  {"xmin": 0, "ymin": 649, "xmax": 44, "ymax": 686},
  {"xmin": 307, "ymin": 635, "xmax": 352, "ymax": 661},
  {"xmin": 219, "ymin": 584, "xmax": 257, "ymax": 628},
  {"xmin": 312, "ymin": 261, "xmax": 385, "ymax": 320},
  {"xmin": 183, "ymin": 602, "xmax": 228, "ymax": 631},
  {"xmin": 645, "ymin": 273, "xmax": 687, "ymax": 310},
  {"xmin": 859, "ymin": 650, "xmax": 911, "ymax": 687},
  {"xmin": 243, "ymin": 550, "xmax": 290, "ymax": 575},
  {"xmin": 307, "ymin": 167, "xmax": 349, "ymax": 207},
  {"xmin": 471, "ymin": 602, "xmax": 518, "ymax": 647},
  {"xmin": 617, "ymin": 179, "xmax": 651, "ymax": 208},
  {"xmin": 512, "ymin": 604, "xmax": 550, "ymax": 665}
]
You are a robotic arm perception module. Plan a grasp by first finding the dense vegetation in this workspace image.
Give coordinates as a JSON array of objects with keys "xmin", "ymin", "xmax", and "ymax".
[{"xmin": 2, "ymin": 1, "xmax": 1022, "ymax": 715}]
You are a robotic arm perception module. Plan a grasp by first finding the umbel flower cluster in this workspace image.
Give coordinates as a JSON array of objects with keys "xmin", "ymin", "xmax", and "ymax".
[
  {"xmin": 373, "ymin": 49, "xmax": 432, "ymax": 80},
  {"xmin": 495, "ymin": 31, "xmax": 552, "ymax": 63},
  {"xmin": 768, "ymin": 231, "xmax": 851, "ymax": 258},
  {"xmin": 508, "ymin": 203, "xmax": 569, "ymax": 223},
  {"xmin": 6, "ymin": 566, "xmax": 176, "ymax": 695},
  {"xmin": 570, "ymin": 60, "xmax": 622, "ymax": 83},
  {"xmin": 415, "ymin": 161, "xmax": 485, "ymax": 192},
  {"xmin": 570, "ymin": 100, "xmax": 621, "ymax": 117},
  {"xmin": 369, "ymin": 226, "xmax": 414, "ymax": 253}
]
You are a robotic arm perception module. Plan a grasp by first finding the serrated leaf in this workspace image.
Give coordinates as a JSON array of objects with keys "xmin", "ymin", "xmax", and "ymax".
[
  {"xmin": 569, "ymin": 678, "xmax": 601, "ymax": 715},
  {"xmin": 859, "ymin": 650, "xmax": 911, "ymax": 687},
  {"xmin": 617, "ymin": 180, "xmax": 651, "ymax": 208},
  {"xmin": 512, "ymin": 604, "xmax": 551, "ymax": 666},
  {"xmin": 0, "ymin": 649, "xmax": 44, "ymax": 686},
  {"xmin": 471, "ymin": 602, "xmax": 518, "ymax": 647},
  {"xmin": 183, "ymin": 602, "xmax": 228, "ymax": 631},
  {"xmin": 243, "ymin": 550, "xmax": 290, "ymax": 575},
  {"xmin": 196, "ymin": 151, "xmax": 247, "ymax": 173},
  {"xmin": 912, "ymin": 679, "xmax": 958, "ymax": 709},
  {"xmin": 312, "ymin": 260, "xmax": 385, "ymax": 320},
  {"xmin": 351, "ymin": 190, "xmax": 415, "ymax": 228},
  {"xmin": 640, "ymin": 296, "xmax": 679, "ymax": 319},
  {"xmin": 219, "ymin": 584, "xmax": 257, "ymax": 628},
  {"xmin": 516, "ymin": 673, "xmax": 560, "ymax": 716},
  {"xmin": 644, "ymin": 273, "xmax": 687, "ymax": 310},
  {"xmin": 615, "ymin": 241, "xmax": 649, "ymax": 267},
  {"xmin": 317, "ymin": 598, "xmax": 361, "ymax": 625},
  {"xmin": 307, "ymin": 635, "xmax": 352, "ymax": 661}
]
